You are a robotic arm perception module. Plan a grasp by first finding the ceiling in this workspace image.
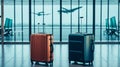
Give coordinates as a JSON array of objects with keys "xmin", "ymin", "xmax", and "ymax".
[{"xmin": 0, "ymin": 0, "xmax": 119, "ymax": 5}]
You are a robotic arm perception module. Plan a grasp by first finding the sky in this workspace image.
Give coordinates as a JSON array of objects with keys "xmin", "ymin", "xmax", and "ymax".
[{"xmin": 1, "ymin": 4, "xmax": 118, "ymax": 26}]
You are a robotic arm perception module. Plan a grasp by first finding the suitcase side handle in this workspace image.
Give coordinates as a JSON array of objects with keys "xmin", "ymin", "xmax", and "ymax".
[
  {"xmin": 91, "ymin": 40, "xmax": 94, "ymax": 52},
  {"xmin": 50, "ymin": 43, "xmax": 53, "ymax": 53},
  {"xmin": 50, "ymin": 36, "xmax": 54, "ymax": 62},
  {"xmin": 50, "ymin": 37, "xmax": 53, "ymax": 53}
]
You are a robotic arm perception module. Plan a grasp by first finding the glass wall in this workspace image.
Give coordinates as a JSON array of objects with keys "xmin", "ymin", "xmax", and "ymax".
[
  {"xmin": 0, "ymin": 0, "xmax": 120, "ymax": 44},
  {"xmin": 95, "ymin": 0, "xmax": 119, "ymax": 41},
  {"xmin": 31, "ymin": 0, "xmax": 60, "ymax": 42},
  {"xmin": 3, "ymin": 0, "xmax": 29, "ymax": 42}
]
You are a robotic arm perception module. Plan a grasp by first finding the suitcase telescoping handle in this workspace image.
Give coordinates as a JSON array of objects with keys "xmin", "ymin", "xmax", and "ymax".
[{"xmin": 38, "ymin": 23, "xmax": 40, "ymax": 33}]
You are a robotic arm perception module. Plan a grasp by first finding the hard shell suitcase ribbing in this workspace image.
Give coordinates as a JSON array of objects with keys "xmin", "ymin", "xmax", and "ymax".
[
  {"xmin": 30, "ymin": 34, "xmax": 53, "ymax": 65},
  {"xmin": 69, "ymin": 33, "xmax": 94, "ymax": 65}
]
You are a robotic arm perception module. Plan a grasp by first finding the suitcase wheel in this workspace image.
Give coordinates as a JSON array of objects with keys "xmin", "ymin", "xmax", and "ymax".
[
  {"xmin": 83, "ymin": 62, "xmax": 93, "ymax": 66},
  {"xmin": 51, "ymin": 60, "xmax": 53, "ymax": 63},
  {"xmin": 45, "ymin": 62, "xmax": 48, "ymax": 66},
  {"xmin": 69, "ymin": 61, "xmax": 71, "ymax": 64},
  {"xmin": 31, "ymin": 59, "xmax": 33, "ymax": 64},
  {"xmin": 74, "ymin": 61, "xmax": 78, "ymax": 64},
  {"xmin": 83, "ymin": 62, "xmax": 85, "ymax": 66},
  {"xmin": 89, "ymin": 62, "xmax": 93, "ymax": 66},
  {"xmin": 35, "ymin": 62, "xmax": 39, "ymax": 65},
  {"xmin": 49, "ymin": 63, "xmax": 53, "ymax": 66}
]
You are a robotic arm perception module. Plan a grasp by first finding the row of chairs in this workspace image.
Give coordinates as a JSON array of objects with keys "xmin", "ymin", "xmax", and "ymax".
[
  {"xmin": 0, "ymin": 18, "xmax": 12, "ymax": 36},
  {"xmin": 1, "ymin": 17, "xmax": 119, "ymax": 37},
  {"xmin": 104, "ymin": 16, "xmax": 119, "ymax": 36}
]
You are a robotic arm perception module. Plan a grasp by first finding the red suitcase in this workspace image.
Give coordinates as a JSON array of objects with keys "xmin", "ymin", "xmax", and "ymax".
[{"xmin": 30, "ymin": 34, "xmax": 53, "ymax": 65}]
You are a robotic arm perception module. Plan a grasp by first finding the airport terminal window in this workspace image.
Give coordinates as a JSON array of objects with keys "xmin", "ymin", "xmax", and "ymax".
[
  {"xmin": 109, "ymin": 5, "xmax": 118, "ymax": 40},
  {"xmin": 95, "ymin": 5, "xmax": 100, "ymax": 40},
  {"xmin": 62, "ymin": 5, "xmax": 70, "ymax": 41},
  {"xmin": 4, "ymin": 5, "xmax": 14, "ymax": 41},
  {"xmin": 31, "ymin": 1, "xmax": 60, "ymax": 42},
  {"xmin": 0, "ymin": 0, "xmax": 120, "ymax": 43},
  {"xmin": 71, "ymin": 5, "xmax": 79, "ymax": 34},
  {"xmin": 86, "ymin": 5, "xmax": 93, "ymax": 34},
  {"xmin": 22, "ymin": 4, "xmax": 29, "ymax": 42},
  {"xmin": 15, "ymin": 5, "xmax": 22, "ymax": 41},
  {"xmin": 3, "ymin": 1, "xmax": 29, "ymax": 42}
]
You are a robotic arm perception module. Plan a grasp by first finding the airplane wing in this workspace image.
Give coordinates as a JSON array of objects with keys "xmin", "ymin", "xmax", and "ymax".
[
  {"xmin": 57, "ymin": 10, "xmax": 60, "ymax": 12},
  {"xmin": 38, "ymin": 12, "xmax": 44, "ymax": 14},
  {"xmin": 32, "ymin": 12, "xmax": 38, "ymax": 15},
  {"xmin": 62, "ymin": 7, "xmax": 69, "ymax": 11},
  {"xmin": 61, "ymin": 6, "xmax": 82, "ymax": 13},
  {"xmin": 43, "ymin": 13, "xmax": 50, "ymax": 15},
  {"xmin": 58, "ymin": 7, "xmax": 70, "ymax": 13},
  {"xmin": 71, "ymin": 6, "xmax": 82, "ymax": 12},
  {"xmin": 32, "ymin": 12, "xmax": 42, "ymax": 16},
  {"xmin": 32, "ymin": 11, "xmax": 43, "ymax": 14},
  {"xmin": 57, "ymin": 10, "xmax": 69, "ymax": 14},
  {"xmin": 35, "ymin": 12, "xmax": 48, "ymax": 16}
]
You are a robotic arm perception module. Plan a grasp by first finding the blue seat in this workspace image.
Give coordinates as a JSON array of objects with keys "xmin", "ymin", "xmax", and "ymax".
[
  {"xmin": 104, "ymin": 16, "xmax": 119, "ymax": 36},
  {"xmin": 109, "ymin": 16, "xmax": 119, "ymax": 36},
  {"xmin": 104, "ymin": 18, "xmax": 110, "ymax": 35},
  {"xmin": 110, "ymin": 16, "xmax": 117, "ymax": 29},
  {"xmin": 4, "ymin": 18, "xmax": 12, "ymax": 36}
]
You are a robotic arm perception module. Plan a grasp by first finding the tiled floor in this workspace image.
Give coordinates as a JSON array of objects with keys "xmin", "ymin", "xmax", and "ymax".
[{"xmin": 0, "ymin": 44, "xmax": 120, "ymax": 67}]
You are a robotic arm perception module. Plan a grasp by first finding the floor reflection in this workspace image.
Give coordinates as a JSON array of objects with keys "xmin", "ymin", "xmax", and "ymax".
[{"xmin": 0, "ymin": 44, "xmax": 120, "ymax": 67}]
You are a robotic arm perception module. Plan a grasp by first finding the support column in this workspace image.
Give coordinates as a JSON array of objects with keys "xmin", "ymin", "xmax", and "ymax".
[
  {"xmin": 93, "ymin": 0, "xmax": 96, "ymax": 37},
  {"xmin": 1, "ymin": 0, "xmax": 4, "ymax": 44},
  {"xmin": 29, "ymin": 0, "xmax": 32, "ymax": 41},
  {"xmin": 60, "ymin": 0, "xmax": 62, "ymax": 42}
]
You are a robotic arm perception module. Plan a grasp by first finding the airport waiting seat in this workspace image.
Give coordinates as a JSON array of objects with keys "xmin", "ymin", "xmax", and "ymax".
[
  {"xmin": 110, "ymin": 16, "xmax": 119, "ymax": 36},
  {"xmin": 104, "ymin": 16, "xmax": 119, "ymax": 36},
  {"xmin": 110, "ymin": 16, "xmax": 117, "ymax": 29},
  {"xmin": 104, "ymin": 18, "xmax": 110, "ymax": 35},
  {"xmin": 4, "ymin": 18, "xmax": 13, "ymax": 36}
]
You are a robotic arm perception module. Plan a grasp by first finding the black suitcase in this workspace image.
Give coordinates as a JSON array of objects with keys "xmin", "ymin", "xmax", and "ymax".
[{"xmin": 68, "ymin": 33, "xmax": 94, "ymax": 65}]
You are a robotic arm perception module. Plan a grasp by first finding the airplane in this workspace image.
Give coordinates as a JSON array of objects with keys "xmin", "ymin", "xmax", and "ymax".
[
  {"xmin": 57, "ymin": 6, "xmax": 82, "ymax": 14},
  {"xmin": 33, "ymin": 12, "xmax": 50, "ymax": 16}
]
